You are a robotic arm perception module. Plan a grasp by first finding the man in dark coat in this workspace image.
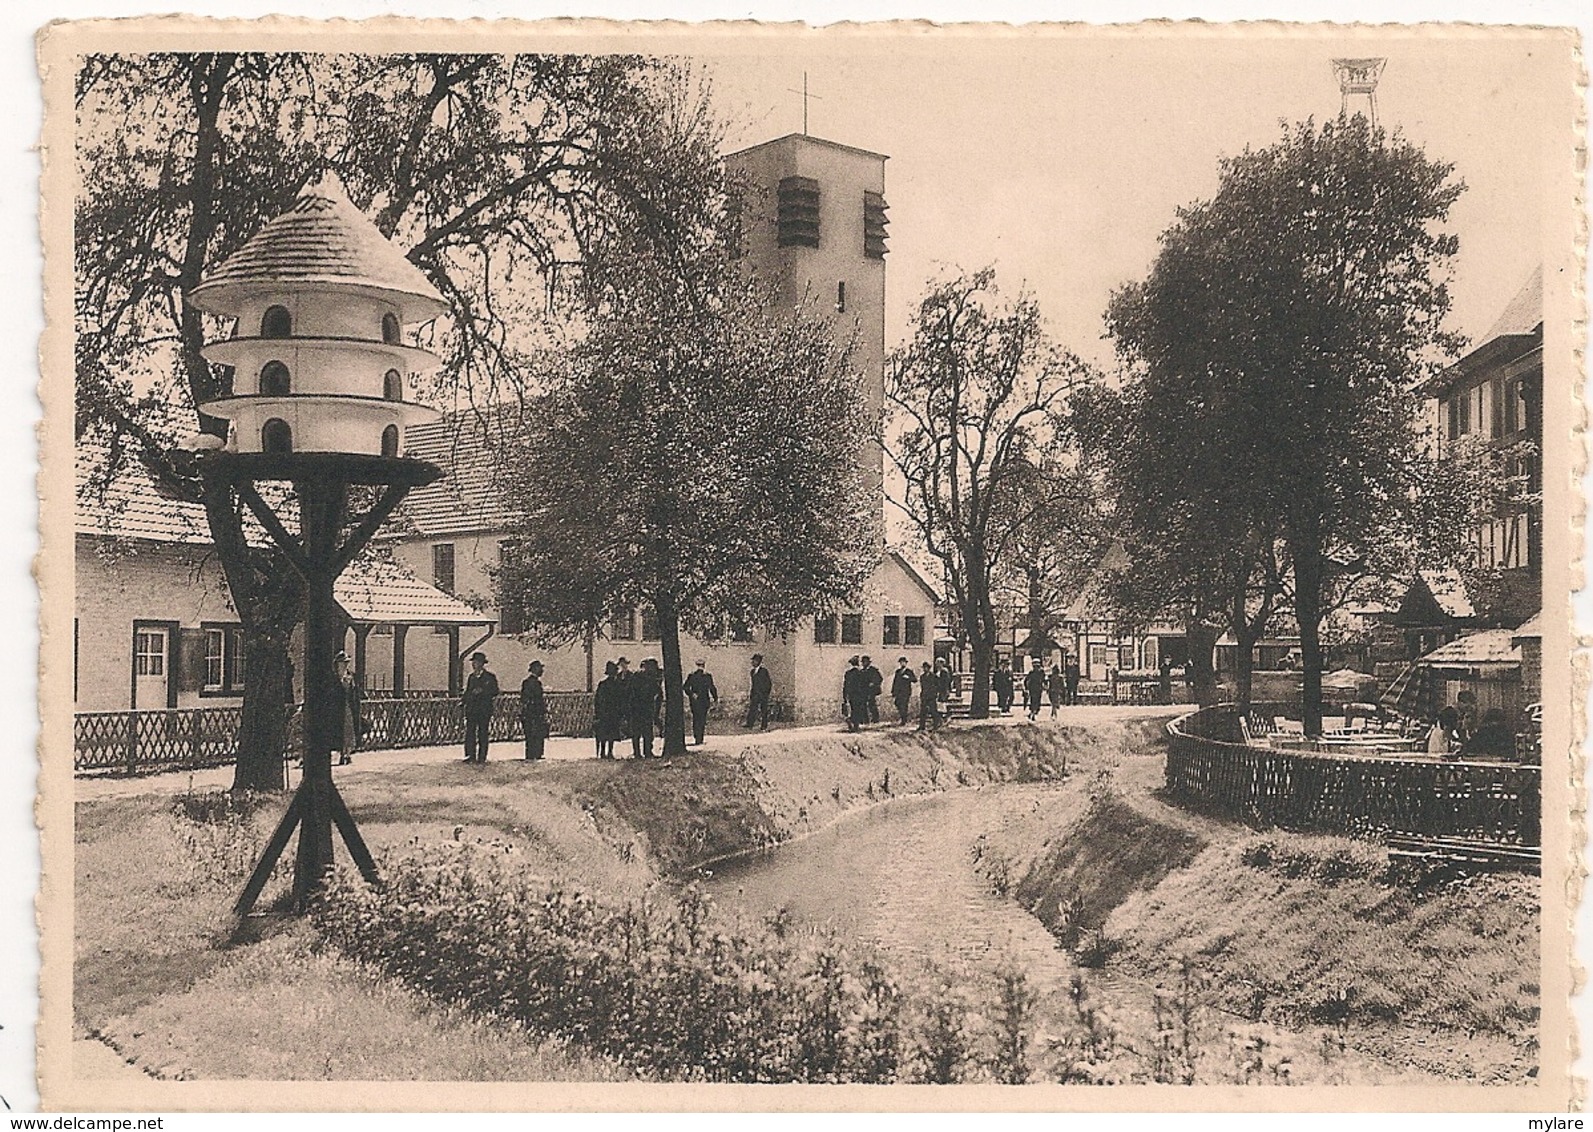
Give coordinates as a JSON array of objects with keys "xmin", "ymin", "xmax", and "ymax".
[
  {"xmin": 592, "ymin": 660, "xmax": 622, "ymax": 760},
  {"xmin": 916, "ymin": 660, "xmax": 939, "ymax": 731},
  {"xmin": 861, "ymin": 655, "xmax": 883, "ymax": 724},
  {"xmin": 520, "ymin": 660, "xmax": 549, "ymax": 761},
  {"xmin": 746, "ymin": 654, "xmax": 772, "ymax": 730},
  {"xmin": 842, "ymin": 656, "xmax": 867, "ymax": 732},
  {"xmin": 683, "ymin": 658, "xmax": 718, "ymax": 746},
  {"xmin": 1065, "ymin": 655, "xmax": 1081, "ymax": 705},
  {"xmin": 461, "ymin": 652, "xmax": 499, "ymax": 763},
  {"xmin": 890, "ymin": 657, "xmax": 917, "ymax": 725},
  {"xmin": 1023, "ymin": 662, "xmax": 1046, "ymax": 721},
  {"xmin": 992, "ymin": 657, "xmax": 1015, "ymax": 715},
  {"xmin": 629, "ymin": 658, "xmax": 662, "ymax": 758}
]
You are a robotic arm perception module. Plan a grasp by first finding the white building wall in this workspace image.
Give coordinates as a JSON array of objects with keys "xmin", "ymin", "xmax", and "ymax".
[{"xmin": 75, "ymin": 536, "xmax": 240, "ymax": 712}]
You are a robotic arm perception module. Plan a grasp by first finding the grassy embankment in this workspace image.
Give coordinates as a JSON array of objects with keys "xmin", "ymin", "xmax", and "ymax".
[
  {"xmin": 75, "ymin": 721, "xmax": 1102, "ymax": 1080},
  {"xmin": 971, "ymin": 771, "xmax": 1539, "ymax": 1083},
  {"xmin": 76, "ymin": 712, "xmax": 1537, "ymax": 1083}
]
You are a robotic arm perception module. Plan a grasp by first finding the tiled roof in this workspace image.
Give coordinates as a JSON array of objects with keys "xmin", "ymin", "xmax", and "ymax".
[
  {"xmin": 335, "ymin": 555, "xmax": 491, "ymax": 625},
  {"xmin": 1063, "ymin": 542, "xmax": 1131, "ymax": 622},
  {"xmin": 1420, "ymin": 628, "xmax": 1521, "ymax": 667},
  {"xmin": 395, "ymin": 407, "xmax": 531, "ymax": 537},
  {"xmin": 1482, "ymin": 266, "xmax": 1543, "ymax": 342},
  {"xmin": 888, "ymin": 551, "xmax": 942, "ymax": 605},
  {"xmin": 189, "ymin": 173, "xmax": 445, "ymax": 322},
  {"xmin": 75, "ymin": 450, "xmax": 274, "ymax": 547},
  {"xmin": 77, "ymin": 450, "xmax": 486, "ymax": 625},
  {"xmin": 1417, "ymin": 568, "xmax": 1477, "ymax": 620},
  {"xmin": 1511, "ymin": 612, "xmax": 1544, "ymax": 641}
]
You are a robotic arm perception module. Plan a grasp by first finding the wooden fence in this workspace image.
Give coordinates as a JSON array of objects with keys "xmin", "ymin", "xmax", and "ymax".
[
  {"xmin": 75, "ymin": 690, "xmax": 596, "ymax": 777},
  {"xmin": 1164, "ymin": 705, "xmax": 1540, "ymax": 847}
]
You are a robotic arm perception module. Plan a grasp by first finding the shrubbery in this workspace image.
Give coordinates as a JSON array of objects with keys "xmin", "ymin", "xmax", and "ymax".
[{"xmin": 312, "ymin": 843, "xmax": 1011, "ymax": 1083}]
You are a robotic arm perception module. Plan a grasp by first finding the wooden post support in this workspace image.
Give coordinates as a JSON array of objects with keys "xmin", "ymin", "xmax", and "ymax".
[{"xmin": 221, "ymin": 452, "xmax": 440, "ymax": 919}]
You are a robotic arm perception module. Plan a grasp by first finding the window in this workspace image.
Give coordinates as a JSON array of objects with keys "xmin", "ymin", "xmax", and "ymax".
[
  {"xmin": 730, "ymin": 619, "xmax": 753, "ymax": 643},
  {"xmin": 261, "ymin": 305, "xmax": 291, "ymax": 339},
  {"xmin": 381, "ymin": 424, "xmax": 400, "ymax": 457},
  {"xmin": 641, "ymin": 606, "xmax": 660, "ymax": 641},
  {"xmin": 836, "ymin": 281, "xmax": 846, "ymax": 313},
  {"xmin": 841, "ymin": 612, "xmax": 863, "ymax": 645},
  {"xmin": 1504, "ymin": 376, "xmax": 1524, "ymax": 435},
  {"xmin": 134, "ymin": 629, "xmax": 165, "ymax": 677},
  {"xmin": 777, "ymin": 176, "xmax": 821, "ymax": 248},
  {"xmin": 384, "ymin": 369, "xmax": 403, "ymax": 401},
  {"xmin": 904, "ymin": 616, "xmax": 926, "ymax": 647},
  {"xmin": 863, "ymin": 190, "xmax": 889, "ymax": 259},
  {"xmin": 882, "ymin": 615, "xmax": 901, "ymax": 646},
  {"xmin": 202, "ymin": 624, "xmax": 246, "ymax": 694},
  {"xmin": 814, "ymin": 614, "xmax": 838, "ymax": 645},
  {"xmin": 608, "ymin": 608, "xmax": 636, "ymax": 641},
  {"xmin": 259, "ymin": 361, "xmax": 291, "ymax": 396},
  {"xmin": 261, "ymin": 418, "xmax": 293, "ymax": 453},
  {"xmin": 432, "ymin": 542, "xmax": 455, "ymax": 593},
  {"xmin": 382, "ymin": 312, "xmax": 401, "ymax": 345}
]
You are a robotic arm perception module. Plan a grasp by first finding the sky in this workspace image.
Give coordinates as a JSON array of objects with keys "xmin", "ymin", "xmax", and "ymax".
[{"xmin": 702, "ymin": 30, "xmax": 1560, "ymax": 369}]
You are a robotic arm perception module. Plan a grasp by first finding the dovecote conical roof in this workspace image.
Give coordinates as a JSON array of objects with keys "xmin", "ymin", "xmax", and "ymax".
[{"xmin": 189, "ymin": 172, "xmax": 446, "ymax": 322}]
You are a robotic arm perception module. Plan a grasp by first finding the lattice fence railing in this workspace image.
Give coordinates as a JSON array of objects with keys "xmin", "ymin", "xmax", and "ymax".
[
  {"xmin": 1164, "ymin": 706, "xmax": 1540, "ymax": 847},
  {"xmin": 76, "ymin": 691, "xmax": 596, "ymax": 776}
]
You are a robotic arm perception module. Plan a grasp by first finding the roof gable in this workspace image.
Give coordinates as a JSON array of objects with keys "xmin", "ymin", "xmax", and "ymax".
[{"xmin": 189, "ymin": 172, "xmax": 445, "ymax": 321}]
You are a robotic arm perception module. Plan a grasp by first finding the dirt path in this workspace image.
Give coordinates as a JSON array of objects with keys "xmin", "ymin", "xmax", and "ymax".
[{"xmin": 74, "ymin": 704, "xmax": 1186, "ymax": 801}]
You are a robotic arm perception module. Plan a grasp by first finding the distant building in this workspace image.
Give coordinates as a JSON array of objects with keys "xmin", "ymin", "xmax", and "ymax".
[
  {"xmin": 385, "ymin": 132, "xmax": 938, "ymax": 720},
  {"xmin": 74, "ymin": 455, "xmax": 486, "ymax": 713},
  {"xmin": 1424, "ymin": 266, "xmax": 1543, "ymax": 626}
]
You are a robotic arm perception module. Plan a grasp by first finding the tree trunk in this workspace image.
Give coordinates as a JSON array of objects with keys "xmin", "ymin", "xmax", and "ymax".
[
  {"xmin": 963, "ymin": 560, "xmax": 995, "ymax": 719},
  {"xmin": 1293, "ymin": 550, "xmax": 1325, "ymax": 737},
  {"xmin": 967, "ymin": 636, "xmax": 994, "ymax": 720},
  {"xmin": 1232, "ymin": 627, "xmax": 1257, "ymax": 716},
  {"xmin": 657, "ymin": 592, "xmax": 688, "ymax": 757},
  {"xmin": 1230, "ymin": 585, "xmax": 1265, "ymax": 718},
  {"xmin": 233, "ymin": 627, "xmax": 297, "ymax": 792},
  {"xmin": 1186, "ymin": 622, "xmax": 1219, "ymax": 707}
]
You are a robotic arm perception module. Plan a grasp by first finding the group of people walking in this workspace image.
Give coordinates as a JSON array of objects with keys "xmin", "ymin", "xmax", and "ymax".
[
  {"xmin": 841, "ymin": 655, "xmax": 955, "ymax": 732},
  {"xmin": 993, "ymin": 656, "xmax": 1081, "ymax": 720}
]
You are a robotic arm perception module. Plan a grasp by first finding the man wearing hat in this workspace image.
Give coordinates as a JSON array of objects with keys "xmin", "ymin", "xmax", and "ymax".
[
  {"xmin": 683, "ymin": 659, "xmax": 719, "ymax": 746},
  {"xmin": 842, "ymin": 656, "xmax": 868, "ymax": 733},
  {"xmin": 461, "ymin": 651, "xmax": 499, "ymax": 763},
  {"xmin": 520, "ymin": 660, "xmax": 549, "ymax": 761},
  {"xmin": 745, "ymin": 654, "xmax": 772, "ymax": 731}
]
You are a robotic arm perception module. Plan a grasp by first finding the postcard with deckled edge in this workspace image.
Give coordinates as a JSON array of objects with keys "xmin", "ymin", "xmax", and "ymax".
[{"xmin": 36, "ymin": 16, "xmax": 1586, "ymax": 1112}]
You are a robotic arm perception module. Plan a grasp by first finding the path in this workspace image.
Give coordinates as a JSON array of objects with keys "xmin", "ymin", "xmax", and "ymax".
[{"xmin": 74, "ymin": 703, "xmax": 1184, "ymax": 801}]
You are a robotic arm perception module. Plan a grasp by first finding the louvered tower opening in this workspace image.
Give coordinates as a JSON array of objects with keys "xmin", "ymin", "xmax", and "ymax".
[
  {"xmin": 777, "ymin": 176, "xmax": 821, "ymax": 248},
  {"xmin": 863, "ymin": 190, "xmax": 890, "ymax": 259}
]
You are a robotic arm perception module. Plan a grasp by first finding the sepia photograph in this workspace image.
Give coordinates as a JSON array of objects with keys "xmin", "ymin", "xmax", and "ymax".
[{"xmin": 31, "ymin": 13, "xmax": 1584, "ymax": 1112}]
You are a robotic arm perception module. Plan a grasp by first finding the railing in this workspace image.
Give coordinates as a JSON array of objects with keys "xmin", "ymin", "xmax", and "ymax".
[
  {"xmin": 75, "ymin": 691, "xmax": 597, "ymax": 777},
  {"xmin": 75, "ymin": 705, "xmax": 246, "ymax": 776},
  {"xmin": 1165, "ymin": 705, "xmax": 1540, "ymax": 848}
]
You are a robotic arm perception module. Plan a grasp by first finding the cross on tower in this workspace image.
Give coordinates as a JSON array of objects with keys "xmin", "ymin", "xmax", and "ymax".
[{"xmin": 786, "ymin": 71, "xmax": 823, "ymax": 136}]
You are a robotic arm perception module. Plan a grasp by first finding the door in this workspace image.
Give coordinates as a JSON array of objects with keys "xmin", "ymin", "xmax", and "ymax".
[{"xmin": 133, "ymin": 625, "xmax": 169, "ymax": 709}]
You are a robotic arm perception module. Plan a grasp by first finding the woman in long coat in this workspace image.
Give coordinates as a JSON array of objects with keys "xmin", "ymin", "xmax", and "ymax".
[
  {"xmin": 593, "ymin": 660, "xmax": 623, "ymax": 760},
  {"xmin": 334, "ymin": 651, "xmax": 361, "ymax": 764}
]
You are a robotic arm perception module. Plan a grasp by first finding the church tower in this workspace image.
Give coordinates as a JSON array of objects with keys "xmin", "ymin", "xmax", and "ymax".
[{"xmin": 725, "ymin": 133, "xmax": 889, "ymax": 507}]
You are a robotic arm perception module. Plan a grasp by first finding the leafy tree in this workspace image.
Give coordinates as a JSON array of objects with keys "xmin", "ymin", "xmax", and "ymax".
[
  {"xmin": 497, "ymin": 204, "xmax": 879, "ymax": 756},
  {"xmin": 988, "ymin": 456, "xmax": 1107, "ymax": 675},
  {"xmin": 888, "ymin": 269, "xmax": 1092, "ymax": 718},
  {"xmin": 1105, "ymin": 115, "xmax": 1467, "ymax": 732},
  {"xmin": 75, "ymin": 52, "xmax": 719, "ymax": 787}
]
